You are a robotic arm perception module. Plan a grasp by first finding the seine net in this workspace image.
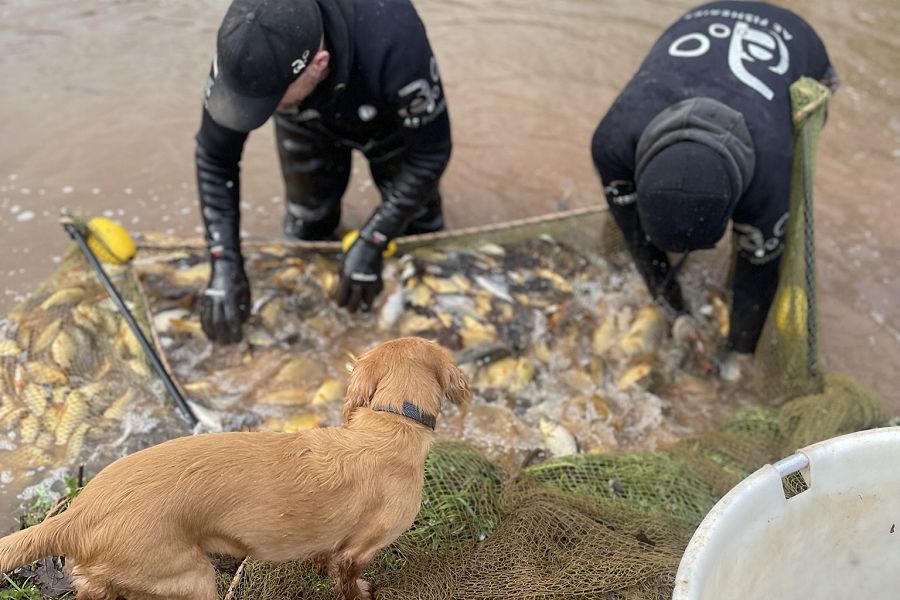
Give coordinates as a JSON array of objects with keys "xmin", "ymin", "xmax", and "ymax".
[{"xmin": 1, "ymin": 78, "xmax": 891, "ymax": 599}]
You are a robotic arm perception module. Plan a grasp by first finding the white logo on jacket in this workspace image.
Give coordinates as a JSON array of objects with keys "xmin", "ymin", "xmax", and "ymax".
[
  {"xmin": 358, "ymin": 105, "xmax": 378, "ymax": 122},
  {"xmin": 733, "ymin": 212, "xmax": 789, "ymax": 264},
  {"xmin": 397, "ymin": 57, "xmax": 446, "ymax": 128},
  {"xmin": 668, "ymin": 9, "xmax": 793, "ymax": 100}
]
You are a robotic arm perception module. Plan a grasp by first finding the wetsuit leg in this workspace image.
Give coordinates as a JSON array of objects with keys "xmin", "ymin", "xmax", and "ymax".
[{"xmin": 275, "ymin": 113, "xmax": 351, "ymax": 241}]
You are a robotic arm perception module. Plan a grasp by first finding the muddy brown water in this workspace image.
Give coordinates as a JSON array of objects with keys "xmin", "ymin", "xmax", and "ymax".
[{"xmin": 0, "ymin": 0, "xmax": 898, "ymax": 525}]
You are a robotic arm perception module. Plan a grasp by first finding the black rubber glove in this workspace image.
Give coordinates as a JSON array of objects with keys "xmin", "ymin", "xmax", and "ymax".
[
  {"xmin": 198, "ymin": 258, "xmax": 251, "ymax": 344},
  {"xmin": 713, "ymin": 347, "xmax": 754, "ymax": 383},
  {"xmin": 605, "ymin": 188, "xmax": 687, "ymax": 317},
  {"xmin": 195, "ymin": 109, "xmax": 250, "ymax": 343},
  {"xmin": 336, "ymin": 235, "xmax": 385, "ymax": 312},
  {"xmin": 653, "ymin": 275, "xmax": 685, "ymax": 314},
  {"xmin": 634, "ymin": 247, "xmax": 687, "ymax": 318}
]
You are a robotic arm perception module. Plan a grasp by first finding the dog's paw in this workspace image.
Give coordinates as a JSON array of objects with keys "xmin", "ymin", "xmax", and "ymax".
[{"xmin": 356, "ymin": 578, "xmax": 373, "ymax": 600}]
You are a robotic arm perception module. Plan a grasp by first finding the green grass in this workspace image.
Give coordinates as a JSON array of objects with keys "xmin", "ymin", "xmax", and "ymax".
[
  {"xmin": 19, "ymin": 476, "xmax": 85, "ymax": 529},
  {"xmin": 0, "ymin": 574, "xmax": 72, "ymax": 600},
  {"xmin": 2, "ymin": 474, "xmax": 86, "ymax": 599}
]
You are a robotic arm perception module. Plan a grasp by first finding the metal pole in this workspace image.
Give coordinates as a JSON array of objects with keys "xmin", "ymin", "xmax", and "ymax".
[{"xmin": 62, "ymin": 221, "xmax": 199, "ymax": 427}]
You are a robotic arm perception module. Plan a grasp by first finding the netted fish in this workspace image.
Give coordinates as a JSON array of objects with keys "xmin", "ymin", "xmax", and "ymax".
[
  {"xmin": 0, "ymin": 225, "xmax": 745, "ymax": 522},
  {"xmin": 132, "ymin": 234, "xmax": 742, "ymax": 470},
  {"xmin": 0, "ymin": 250, "xmax": 193, "ymax": 519}
]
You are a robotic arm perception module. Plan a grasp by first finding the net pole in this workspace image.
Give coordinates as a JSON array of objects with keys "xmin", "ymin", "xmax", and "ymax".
[
  {"xmin": 61, "ymin": 219, "xmax": 199, "ymax": 427},
  {"xmin": 801, "ymin": 124, "xmax": 819, "ymax": 379}
]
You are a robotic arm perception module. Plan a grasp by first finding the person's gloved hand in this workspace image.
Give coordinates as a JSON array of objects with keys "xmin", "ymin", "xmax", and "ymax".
[
  {"xmin": 714, "ymin": 349, "xmax": 754, "ymax": 383},
  {"xmin": 336, "ymin": 236, "xmax": 384, "ymax": 312},
  {"xmin": 198, "ymin": 258, "xmax": 251, "ymax": 344},
  {"xmin": 655, "ymin": 276, "xmax": 687, "ymax": 319}
]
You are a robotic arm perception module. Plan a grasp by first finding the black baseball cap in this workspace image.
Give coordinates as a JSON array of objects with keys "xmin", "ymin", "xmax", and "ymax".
[
  {"xmin": 636, "ymin": 141, "xmax": 738, "ymax": 253},
  {"xmin": 204, "ymin": 0, "xmax": 323, "ymax": 132}
]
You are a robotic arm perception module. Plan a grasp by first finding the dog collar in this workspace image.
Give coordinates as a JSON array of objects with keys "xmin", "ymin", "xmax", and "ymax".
[{"xmin": 372, "ymin": 402, "xmax": 437, "ymax": 430}]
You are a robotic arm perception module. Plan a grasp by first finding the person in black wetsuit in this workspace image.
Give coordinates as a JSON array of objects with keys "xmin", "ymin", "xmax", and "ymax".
[
  {"xmin": 196, "ymin": 0, "xmax": 451, "ymax": 343},
  {"xmin": 591, "ymin": 1, "xmax": 837, "ymax": 372}
]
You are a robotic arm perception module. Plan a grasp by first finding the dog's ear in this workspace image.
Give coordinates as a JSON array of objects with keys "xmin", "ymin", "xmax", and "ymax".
[
  {"xmin": 343, "ymin": 355, "xmax": 382, "ymax": 421},
  {"xmin": 442, "ymin": 363, "xmax": 471, "ymax": 406}
]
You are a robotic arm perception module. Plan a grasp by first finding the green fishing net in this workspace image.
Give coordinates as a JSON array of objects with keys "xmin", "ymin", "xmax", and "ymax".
[{"xmin": 1, "ymin": 78, "xmax": 892, "ymax": 600}]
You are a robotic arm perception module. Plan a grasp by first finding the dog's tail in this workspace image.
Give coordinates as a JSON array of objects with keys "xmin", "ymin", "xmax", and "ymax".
[{"xmin": 0, "ymin": 514, "xmax": 70, "ymax": 572}]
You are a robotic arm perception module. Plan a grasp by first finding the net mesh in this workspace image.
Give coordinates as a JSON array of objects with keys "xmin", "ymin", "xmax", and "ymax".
[
  {"xmin": 0, "ymin": 247, "xmax": 185, "ymax": 507},
  {"xmin": 1, "ymin": 78, "xmax": 894, "ymax": 599},
  {"xmin": 221, "ymin": 374, "xmax": 888, "ymax": 600},
  {"xmin": 752, "ymin": 78, "xmax": 829, "ymax": 399},
  {"xmin": 750, "ymin": 77, "xmax": 878, "ymax": 419}
]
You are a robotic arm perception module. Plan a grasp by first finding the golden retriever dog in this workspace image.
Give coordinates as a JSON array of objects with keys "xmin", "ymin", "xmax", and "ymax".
[{"xmin": 0, "ymin": 336, "xmax": 470, "ymax": 600}]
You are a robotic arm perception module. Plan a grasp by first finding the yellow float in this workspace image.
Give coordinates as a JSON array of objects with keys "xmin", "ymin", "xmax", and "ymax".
[
  {"xmin": 85, "ymin": 217, "xmax": 137, "ymax": 264},
  {"xmin": 775, "ymin": 285, "xmax": 808, "ymax": 339}
]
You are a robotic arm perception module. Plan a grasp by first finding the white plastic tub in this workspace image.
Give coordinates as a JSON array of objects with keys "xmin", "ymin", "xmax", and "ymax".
[{"xmin": 674, "ymin": 427, "xmax": 900, "ymax": 599}]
